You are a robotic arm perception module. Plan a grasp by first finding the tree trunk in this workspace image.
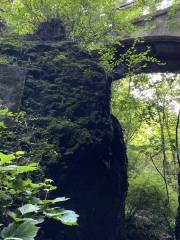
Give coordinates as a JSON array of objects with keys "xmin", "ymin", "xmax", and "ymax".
[{"xmin": 175, "ymin": 110, "xmax": 180, "ymax": 240}]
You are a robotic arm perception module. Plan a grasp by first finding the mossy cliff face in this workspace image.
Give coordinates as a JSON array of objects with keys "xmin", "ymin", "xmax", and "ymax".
[{"xmin": 0, "ymin": 30, "xmax": 128, "ymax": 240}]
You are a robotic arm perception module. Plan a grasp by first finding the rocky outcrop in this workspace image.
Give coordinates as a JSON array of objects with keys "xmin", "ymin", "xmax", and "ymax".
[{"xmin": 0, "ymin": 21, "xmax": 128, "ymax": 240}]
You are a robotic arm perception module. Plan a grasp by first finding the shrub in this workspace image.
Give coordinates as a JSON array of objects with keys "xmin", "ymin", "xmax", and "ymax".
[
  {"xmin": 0, "ymin": 107, "xmax": 79, "ymax": 240},
  {"xmin": 126, "ymin": 168, "xmax": 178, "ymax": 229}
]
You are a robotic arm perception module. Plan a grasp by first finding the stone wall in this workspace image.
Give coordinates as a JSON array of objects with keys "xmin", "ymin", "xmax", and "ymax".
[{"xmin": 0, "ymin": 64, "xmax": 25, "ymax": 111}]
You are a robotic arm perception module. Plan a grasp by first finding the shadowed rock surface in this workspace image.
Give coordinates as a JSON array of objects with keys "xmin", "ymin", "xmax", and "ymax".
[
  {"xmin": 0, "ymin": 21, "xmax": 128, "ymax": 240},
  {"xmin": 1, "ymin": 11, "xmax": 179, "ymax": 238}
]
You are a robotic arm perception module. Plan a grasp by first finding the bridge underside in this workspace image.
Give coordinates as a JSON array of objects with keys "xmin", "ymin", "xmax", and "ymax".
[{"xmin": 113, "ymin": 35, "xmax": 180, "ymax": 80}]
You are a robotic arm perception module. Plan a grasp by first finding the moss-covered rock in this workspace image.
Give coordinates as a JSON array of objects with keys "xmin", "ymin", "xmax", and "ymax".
[{"xmin": 0, "ymin": 30, "xmax": 127, "ymax": 240}]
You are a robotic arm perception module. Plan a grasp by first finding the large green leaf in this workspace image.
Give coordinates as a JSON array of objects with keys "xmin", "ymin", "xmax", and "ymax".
[
  {"xmin": 44, "ymin": 208, "xmax": 79, "ymax": 226},
  {"xmin": 1, "ymin": 222, "xmax": 39, "ymax": 240},
  {"xmin": 39, "ymin": 197, "xmax": 69, "ymax": 205},
  {"xmin": 1, "ymin": 223, "xmax": 15, "ymax": 239},
  {"xmin": 58, "ymin": 210, "xmax": 79, "ymax": 226},
  {"xmin": 4, "ymin": 238, "xmax": 23, "ymax": 240},
  {"xmin": 0, "ymin": 153, "xmax": 15, "ymax": 165},
  {"xmin": 0, "ymin": 164, "xmax": 37, "ymax": 173},
  {"xmin": 0, "ymin": 194, "xmax": 13, "ymax": 206},
  {"xmin": 8, "ymin": 211, "xmax": 44, "ymax": 224},
  {"xmin": 18, "ymin": 204, "xmax": 40, "ymax": 215}
]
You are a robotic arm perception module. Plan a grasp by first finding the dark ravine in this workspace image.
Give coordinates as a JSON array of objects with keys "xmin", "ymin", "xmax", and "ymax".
[{"xmin": 0, "ymin": 20, "xmax": 128, "ymax": 240}]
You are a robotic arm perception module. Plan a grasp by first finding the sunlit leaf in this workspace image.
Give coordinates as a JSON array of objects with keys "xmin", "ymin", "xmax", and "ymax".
[
  {"xmin": 15, "ymin": 151, "xmax": 25, "ymax": 156},
  {"xmin": 39, "ymin": 197, "xmax": 69, "ymax": 205},
  {"xmin": 0, "ymin": 153, "xmax": 15, "ymax": 165},
  {"xmin": 1, "ymin": 222, "xmax": 39, "ymax": 240},
  {"xmin": 18, "ymin": 204, "xmax": 40, "ymax": 215}
]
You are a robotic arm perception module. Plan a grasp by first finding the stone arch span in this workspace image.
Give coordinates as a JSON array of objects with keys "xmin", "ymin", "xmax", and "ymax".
[
  {"xmin": 0, "ymin": 13, "xmax": 179, "ymax": 240},
  {"xmin": 113, "ymin": 35, "xmax": 180, "ymax": 80}
]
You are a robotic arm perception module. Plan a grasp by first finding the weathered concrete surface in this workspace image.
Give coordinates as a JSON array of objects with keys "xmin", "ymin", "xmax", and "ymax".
[
  {"xmin": 113, "ymin": 7, "xmax": 180, "ymax": 79},
  {"xmin": 133, "ymin": 8, "xmax": 180, "ymax": 38},
  {"xmin": 0, "ymin": 64, "xmax": 25, "ymax": 111}
]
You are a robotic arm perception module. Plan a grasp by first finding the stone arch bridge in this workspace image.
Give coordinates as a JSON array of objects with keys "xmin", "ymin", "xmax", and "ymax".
[
  {"xmin": 0, "ymin": 6, "xmax": 179, "ymax": 240},
  {"xmin": 114, "ymin": 5, "xmax": 180, "ymax": 79},
  {"xmin": 0, "ymin": 6, "xmax": 179, "ymax": 110},
  {"xmin": 114, "ymin": 6, "xmax": 180, "ymax": 79}
]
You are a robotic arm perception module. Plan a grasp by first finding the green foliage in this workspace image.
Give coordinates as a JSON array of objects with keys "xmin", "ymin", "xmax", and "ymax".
[
  {"xmin": 1, "ymin": 222, "xmax": 39, "ymax": 240},
  {"xmin": 0, "ymin": 0, "xmax": 177, "ymax": 71},
  {"xmin": 0, "ymin": 55, "xmax": 13, "ymax": 64},
  {"xmin": 126, "ymin": 169, "xmax": 178, "ymax": 228},
  {"xmin": 119, "ymin": 43, "xmax": 164, "ymax": 75},
  {"xmin": 0, "ymin": 0, "xmax": 166, "ymax": 46},
  {"xmin": 0, "ymin": 108, "xmax": 79, "ymax": 240},
  {"xmin": 111, "ymin": 73, "xmax": 179, "ymax": 233}
]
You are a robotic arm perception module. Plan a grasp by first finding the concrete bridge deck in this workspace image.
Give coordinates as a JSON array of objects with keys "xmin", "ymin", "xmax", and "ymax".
[{"xmin": 113, "ymin": 6, "xmax": 180, "ymax": 79}]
